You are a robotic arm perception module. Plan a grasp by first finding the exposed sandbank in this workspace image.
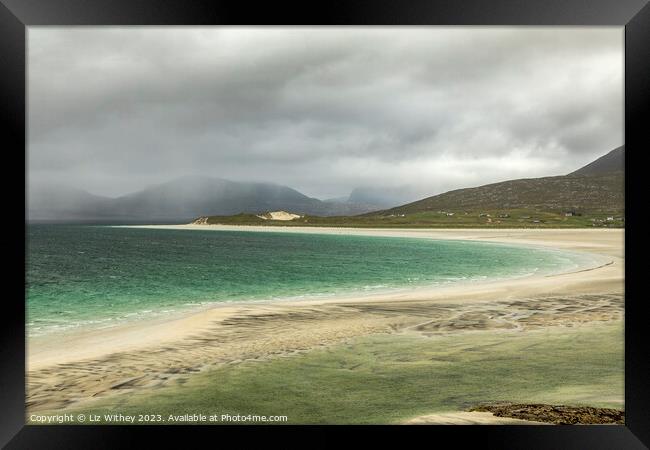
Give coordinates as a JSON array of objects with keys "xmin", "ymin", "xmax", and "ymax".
[{"xmin": 402, "ymin": 411, "xmax": 549, "ymax": 425}]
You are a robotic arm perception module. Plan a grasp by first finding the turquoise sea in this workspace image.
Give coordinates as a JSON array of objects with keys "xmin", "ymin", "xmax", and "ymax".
[{"xmin": 26, "ymin": 225, "xmax": 598, "ymax": 337}]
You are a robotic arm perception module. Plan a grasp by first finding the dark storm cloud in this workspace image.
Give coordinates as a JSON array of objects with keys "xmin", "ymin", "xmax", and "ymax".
[{"xmin": 28, "ymin": 27, "xmax": 623, "ymax": 199}]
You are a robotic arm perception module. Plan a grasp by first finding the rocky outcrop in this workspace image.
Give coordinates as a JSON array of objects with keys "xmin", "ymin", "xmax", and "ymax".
[{"xmin": 470, "ymin": 403, "xmax": 624, "ymax": 424}]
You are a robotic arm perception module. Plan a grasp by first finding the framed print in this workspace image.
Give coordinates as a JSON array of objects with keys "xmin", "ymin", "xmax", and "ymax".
[{"xmin": 1, "ymin": 0, "xmax": 649, "ymax": 447}]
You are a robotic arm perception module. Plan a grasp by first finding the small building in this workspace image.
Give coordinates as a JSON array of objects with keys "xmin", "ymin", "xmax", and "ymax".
[{"xmin": 606, "ymin": 216, "xmax": 614, "ymax": 221}]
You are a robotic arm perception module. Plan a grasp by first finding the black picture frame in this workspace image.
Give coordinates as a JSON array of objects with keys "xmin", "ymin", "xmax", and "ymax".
[{"xmin": 2, "ymin": 0, "xmax": 648, "ymax": 447}]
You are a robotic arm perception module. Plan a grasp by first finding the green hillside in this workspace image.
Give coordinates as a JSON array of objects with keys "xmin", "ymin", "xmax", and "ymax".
[{"xmin": 380, "ymin": 172, "xmax": 623, "ymax": 217}]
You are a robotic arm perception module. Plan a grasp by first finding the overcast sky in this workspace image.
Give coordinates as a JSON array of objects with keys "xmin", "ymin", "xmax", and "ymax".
[{"xmin": 28, "ymin": 27, "xmax": 623, "ymax": 200}]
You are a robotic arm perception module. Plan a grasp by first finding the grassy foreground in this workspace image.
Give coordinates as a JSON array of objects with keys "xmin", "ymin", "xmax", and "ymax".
[{"xmin": 48, "ymin": 322, "xmax": 623, "ymax": 425}]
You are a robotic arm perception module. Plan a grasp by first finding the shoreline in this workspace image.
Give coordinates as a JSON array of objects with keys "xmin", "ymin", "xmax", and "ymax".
[
  {"xmin": 27, "ymin": 235, "xmax": 608, "ymax": 341},
  {"xmin": 29, "ymin": 227, "xmax": 623, "ymax": 368},
  {"xmin": 119, "ymin": 223, "xmax": 623, "ymax": 247},
  {"xmin": 27, "ymin": 227, "xmax": 624, "ymax": 413}
]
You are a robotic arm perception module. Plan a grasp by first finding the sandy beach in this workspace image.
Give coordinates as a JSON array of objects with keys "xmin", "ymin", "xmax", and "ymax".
[{"xmin": 27, "ymin": 227, "xmax": 624, "ymax": 420}]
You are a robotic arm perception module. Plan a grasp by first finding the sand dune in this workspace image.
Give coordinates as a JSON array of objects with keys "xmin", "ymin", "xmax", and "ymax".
[{"xmin": 256, "ymin": 211, "xmax": 302, "ymax": 221}]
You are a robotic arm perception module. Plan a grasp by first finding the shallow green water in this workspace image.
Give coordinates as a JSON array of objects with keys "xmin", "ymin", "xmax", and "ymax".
[
  {"xmin": 26, "ymin": 225, "xmax": 596, "ymax": 336},
  {"xmin": 58, "ymin": 322, "xmax": 624, "ymax": 424}
]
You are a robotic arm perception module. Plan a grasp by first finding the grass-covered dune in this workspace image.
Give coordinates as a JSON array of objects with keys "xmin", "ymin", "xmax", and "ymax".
[{"xmin": 196, "ymin": 208, "xmax": 624, "ymax": 229}]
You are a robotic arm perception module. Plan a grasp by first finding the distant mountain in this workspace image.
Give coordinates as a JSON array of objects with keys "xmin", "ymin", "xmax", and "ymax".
[
  {"xmin": 347, "ymin": 187, "xmax": 416, "ymax": 210},
  {"xmin": 27, "ymin": 176, "xmax": 383, "ymax": 222},
  {"xmin": 30, "ymin": 147, "xmax": 625, "ymax": 223},
  {"xmin": 321, "ymin": 189, "xmax": 403, "ymax": 215},
  {"xmin": 320, "ymin": 198, "xmax": 384, "ymax": 216},
  {"xmin": 27, "ymin": 184, "xmax": 115, "ymax": 221},
  {"xmin": 109, "ymin": 176, "xmax": 331, "ymax": 220},
  {"xmin": 569, "ymin": 146, "xmax": 624, "ymax": 176},
  {"xmin": 374, "ymin": 147, "xmax": 624, "ymax": 216},
  {"xmin": 323, "ymin": 196, "xmax": 350, "ymax": 204}
]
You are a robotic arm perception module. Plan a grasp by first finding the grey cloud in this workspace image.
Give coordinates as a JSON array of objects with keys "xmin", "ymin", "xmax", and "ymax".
[{"xmin": 28, "ymin": 27, "xmax": 622, "ymax": 200}]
